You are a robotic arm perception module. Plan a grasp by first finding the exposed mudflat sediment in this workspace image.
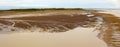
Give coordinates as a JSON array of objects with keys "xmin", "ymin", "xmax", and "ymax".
[
  {"xmin": 0, "ymin": 10, "xmax": 109, "ymax": 47},
  {"xmin": 95, "ymin": 12, "xmax": 120, "ymax": 47},
  {"xmin": 0, "ymin": 13, "xmax": 97, "ymax": 33}
]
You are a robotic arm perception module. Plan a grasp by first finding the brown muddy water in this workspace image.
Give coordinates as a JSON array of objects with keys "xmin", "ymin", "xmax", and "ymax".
[
  {"xmin": 0, "ymin": 10, "xmax": 115, "ymax": 47},
  {"xmin": 0, "ymin": 27, "xmax": 107, "ymax": 47}
]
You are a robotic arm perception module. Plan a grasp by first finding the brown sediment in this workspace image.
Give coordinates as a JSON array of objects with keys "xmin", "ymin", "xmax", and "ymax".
[
  {"xmin": 95, "ymin": 13, "xmax": 120, "ymax": 47},
  {"xmin": 0, "ymin": 10, "xmax": 97, "ymax": 33},
  {"xmin": 0, "ymin": 10, "xmax": 86, "ymax": 16},
  {"xmin": 0, "ymin": 19, "xmax": 13, "ymax": 25},
  {"xmin": 0, "ymin": 14, "xmax": 96, "ymax": 32}
]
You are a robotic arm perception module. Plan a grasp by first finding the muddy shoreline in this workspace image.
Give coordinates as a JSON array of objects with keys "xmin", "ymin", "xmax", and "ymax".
[
  {"xmin": 0, "ymin": 9, "xmax": 120, "ymax": 47},
  {"xmin": 95, "ymin": 13, "xmax": 120, "ymax": 47},
  {"xmin": 0, "ymin": 10, "xmax": 98, "ymax": 33}
]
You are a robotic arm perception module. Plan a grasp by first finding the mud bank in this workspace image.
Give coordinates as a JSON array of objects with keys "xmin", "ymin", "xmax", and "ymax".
[
  {"xmin": 95, "ymin": 13, "xmax": 120, "ymax": 47},
  {"xmin": 0, "ymin": 9, "xmax": 109, "ymax": 47}
]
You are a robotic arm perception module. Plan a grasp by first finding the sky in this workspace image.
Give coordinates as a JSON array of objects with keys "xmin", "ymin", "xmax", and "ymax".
[{"xmin": 0, "ymin": 0, "xmax": 120, "ymax": 9}]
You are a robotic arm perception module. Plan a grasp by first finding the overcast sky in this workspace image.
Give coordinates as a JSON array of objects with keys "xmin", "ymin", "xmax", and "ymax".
[{"xmin": 0, "ymin": 0, "xmax": 120, "ymax": 9}]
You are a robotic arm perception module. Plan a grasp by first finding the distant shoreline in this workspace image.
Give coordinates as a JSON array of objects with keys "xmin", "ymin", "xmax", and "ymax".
[{"xmin": 0, "ymin": 8, "xmax": 85, "ymax": 11}]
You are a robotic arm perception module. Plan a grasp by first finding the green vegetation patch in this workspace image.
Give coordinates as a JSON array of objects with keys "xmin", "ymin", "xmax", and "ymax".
[{"xmin": 7, "ymin": 8, "xmax": 85, "ymax": 11}]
